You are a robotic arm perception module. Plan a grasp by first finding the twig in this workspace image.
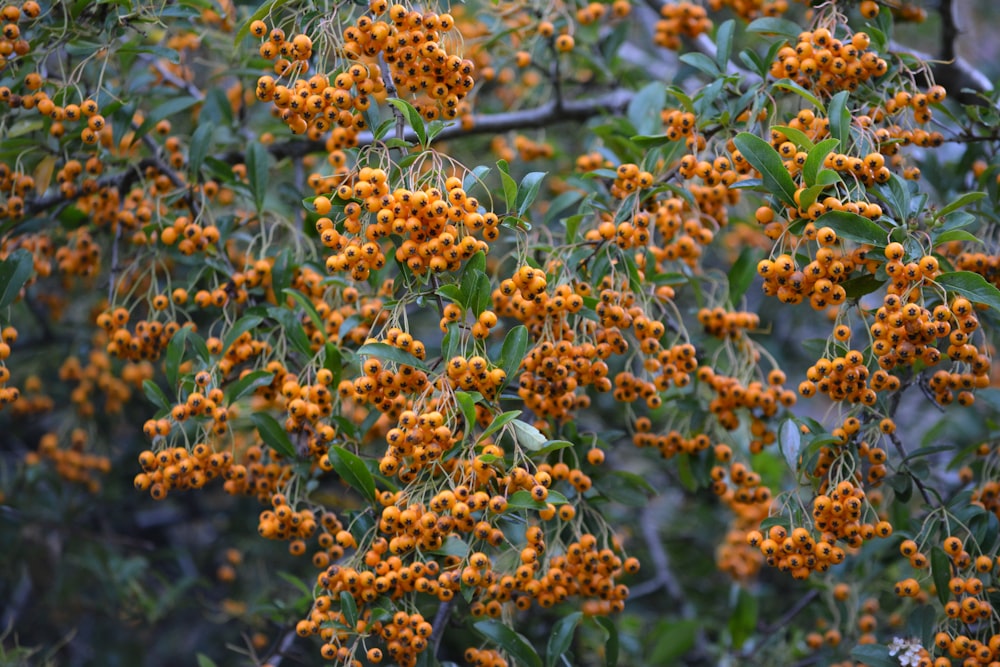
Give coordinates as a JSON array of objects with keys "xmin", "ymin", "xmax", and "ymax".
[
  {"xmin": 938, "ymin": 0, "xmax": 958, "ymax": 62},
  {"xmin": 429, "ymin": 599, "xmax": 454, "ymax": 657},
  {"xmin": 262, "ymin": 625, "xmax": 298, "ymax": 667}
]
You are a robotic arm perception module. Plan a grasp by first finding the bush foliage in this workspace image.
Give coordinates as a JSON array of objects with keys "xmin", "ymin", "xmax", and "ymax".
[{"xmin": 3, "ymin": 0, "xmax": 1000, "ymax": 666}]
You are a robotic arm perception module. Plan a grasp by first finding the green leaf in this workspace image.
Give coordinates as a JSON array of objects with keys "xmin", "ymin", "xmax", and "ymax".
[
  {"xmin": 250, "ymin": 412, "xmax": 297, "ymax": 459},
  {"xmin": 728, "ymin": 246, "xmax": 758, "ymax": 304},
  {"xmin": 327, "ymin": 445, "xmax": 377, "ymax": 502},
  {"xmin": 803, "ymin": 138, "xmax": 839, "ymax": 186},
  {"xmin": 778, "ymin": 419, "xmax": 800, "ymax": 471},
  {"xmin": 933, "ymin": 229, "xmax": 982, "ymax": 245},
  {"xmin": 340, "ymin": 591, "xmax": 358, "ymax": 629},
  {"xmin": 595, "ymin": 470, "xmax": 657, "ymax": 506},
  {"xmin": 532, "ymin": 440, "xmax": 575, "ymax": 457},
  {"xmin": 813, "ymin": 210, "xmax": 887, "ymax": 247},
  {"xmin": 429, "ymin": 535, "xmax": 469, "ymax": 558},
  {"xmin": 499, "ymin": 325, "xmax": 528, "ymax": 387},
  {"xmin": 388, "ymin": 98, "xmax": 426, "ymax": 146},
  {"xmin": 648, "ymin": 619, "xmax": 700, "ymax": 664},
  {"xmin": 324, "ymin": 343, "xmax": 342, "ymax": 388},
  {"xmin": 188, "ymin": 122, "xmax": 214, "ymax": 181},
  {"xmin": 357, "ymin": 342, "xmax": 428, "ymax": 371},
  {"xmin": 131, "ymin": 96, "xmax": 199, "ymax": 146},
  {"xmin": 593, "ymin": 616, "xmax": 619, "ymax": 667},
  {"xmin": 268, "ymin": 306, "xmax": 313, "ymax": 357},
  {"xmin": 936, "ymin": 271, "xmax": 1000, "ymax": 313},
  {"xmin": 461, "ymin": 268, "xmax": 492, "ymax": 317},
  {"xmin": 224, "ymin": 370, "xmax": 273, "ymax": 405},
  {"xmin": 772, "ymin": 80, "xmax": 825, "ymax": 112},
  {"xmin": 479, "ymin": 410, "xmax": 522, "ymax": 443},
  {"xmin": 234, "ymin": 0, "xmax": 293, "ymax": 45},
  {"xmin": 728, "ymin": 587, "xmax": 758, "ymax": 649},
  {"xmin": 849, "ymin": 644, "xmax": 895, "ymax": 667},
  {"xmin": 142, "ymin": 379, "xmax": 171, "ymax": 412},
  {"xmin": 165, "ymin": 326, "xmax": 206, "ymax": 387},
  {"xmin": 771, "ymin": 125, "xmax": 815, "ymax": 151},
  {"xmin": 511, "ymin": 420, "xmax": 547, "ymax": 451},
  {"xmin": 733, "ymin": 133, "xmax": 797, "ymax": 208},
  {"xmin": 628, "ymin": 82, "xmax": 666, "ymax": 136},
  {"xmin": 497, "ymin": 159, "xmax": 517, "ymax": 211},
  {"xmin": 746, "ymin": 16, "xmax": 802, "ymax": 40},
  {"xmin": 516, "ymin": 171, "xmax": 547, "ymax": 218},
  {"xmin": 474, "ymin": 620, "xmax": 542, "ymax": 667},
  {"xmin": 0, "ymin": 248, "xmax": 34, "ymax": 308},
  {"xmin": 196, "ymin": 654, "xmax": 219, "ymax": 667},
  {"xmin": 546, "ymin": 612, "xmax": 583, "ymax": 667},
  {"xmin": 679, "ymin": 52, "xmax": 720, "ymax": 77},
  {"xmin": 714, "ymin": 20, "xmax": 735, "ymax": 70},
  {"xmin": 246, "ymin": 141, "xmax": 269, "ymax": 213},
  {"xmin": 455, "ymin": 391, "xmax": 476, "ymax": 429},
  {"xmin": 931, "ymin": 546, "xmax": 951, "ymax": 606},
  {"xmin": 223, "ymin": 314, "xmax": 264, "ymax": 356},
  {"xmin": 938, "ymin": 191, "xmax": 985, "ymax": 218},
  {"xmin": 907, "ymin": 605, "xmax": 936, "ymax": 647},
  {"xmin": 841, "ymin": 274, "xmax": 886, "ymax": 299},
  {"xmin": 827, "ymin": 90, "xmax": 851, "ymax": 146},
  {"xmin": 283, "ymin": 289, "xmax": 324, "ymax": 331}
]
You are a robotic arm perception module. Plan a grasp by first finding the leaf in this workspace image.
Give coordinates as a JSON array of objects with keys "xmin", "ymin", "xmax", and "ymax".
[
  {"xmin": 142, "ymin": 379, "xmax": 171, "ymax": 412},
  {"xmin": 907, "ymin": 605, "xmax": 936, "ymax": 647},
  {"xmin": 931, "ymin": 546, "xmax": 951, "ymax": 606},
  {"xmin": 728, "ymin": 246, "xmax": 758, "ymax": 304},
  {"xmin": 827, "ymin": 90, "xmax": 851, "ymax": 146},
  {"xmin": 327, "ymin": 445, "xmax": 377, "ymax": 502},
  {"xmin": 679, "ymin": 52, "xmax": 720, "ymax": 77},
  {"xmin": 746, "ymin": 16, "xmax": 802, "ymax": 40},
  {"xmin": 497, "ymin": 159, "xmax": 517, "ymax": 211},
  {"xmin": 429, "ymin": 535, "xmax": 469, "ymax": 558},
  {"xmin": 648, "ymin": 619, "xmax": 700, "ymax": 664},
  {"xmin": 268, "ymin": 306, "xmax": 313, "ymax": 357},
  {"xmin": 849, "ymin": 644, "xmax": 896, "ymax": 667},
  {"xmin": 250, "ymin": 412, "xmax": 297, "ymax": 459},
  {"xmin": 803, "ymin": 138, "xmax": 839, "ymax": 186},
  {"xmin": 500, "ymin": 325, "xmax": 529, "ymax": 385},
  {"xmin": 628, "ymin": 82, "xmax": 666, "ymax": 136},
  {"xmin": 593, "ymin": 616, "xmax": 619, "ymax": 667},
  {"xmin": 511, "ymin": 420, "xmax": 547, "ymax": 451},
  {"xmin": 812, "ymin": 210, "xmax": 888, "ymax": 247},
  {"xmin": 772, "ymin": 80, "xmax": 825, "ymax": 112},
  {"xmin": 474, "ymin": 620, "xmax": 542, "ymax": 667},
  {"xmin": 841, "ymin": 274, "xmax": 886, "ymax": 299},
  {"xmin": 595, "ymin": 470, "xmax": 657, "ymax": 506},
  {"xmin": 165, "ymin": 326, "xmax": 206, "ymax": 387},
  {"xmin": 714, "ymin": 19, "xmax": 735, "ymax": 70},
  {"xmin": 131, "ymin": 96, "xmax": 200, "ymax": 145},
  {"xmin": 771, "ymin": 125, "xmax": 815, "ymax": 151},
  {"xmin": 461, "ymin": 268, "xmax": 492, "ymax": 316},
  {"xmin": 546, "ymin": 612, "xmax": 583, "ymax": 667},
  {"xmin": 728, "ymin": 587, "xmax": 758, "ymax": 649},
  {"xmin": 0, "ymin": 248, "xmax": 34, "ymax": 308},
  {"xmin": 188, "ymin": 122, "xmax": 214, "ymax": 182},
  {"xmin": 938, "ymin": 191, "xmax": 985, "ymax": 219},
  {"xmin": 357, "ymin": 342, "xmax": 428, "ymax": 371},
  {"xmin": 532, "ymin": 440, "xmax": 575, "ymax": 457},
  {"xmin": 224, "ymin": 370, "xmax": 273, "ymax": 404},
  {"xmin": 778, "ymin": 419, "xmax": 801, "ymax": 470},
  {"xmin": 516, "ymin": 171, "xmax": 547, "ymax": 218},
  {"xmin": 934, "ymin": 229, "xmax": 982, "ymax": 245},
  {"xmin": 455, "ymin": 391, "xmax": 476, "ymax": 429},
  {"xmin": 340, "ymin": 591, "xmax": 358, "ymax": 629},
  {"xmin": 479, "ymin": 410, "xmax": 522, "ymax": 443},
  {"xmin": 282, "ymin": 289, "xmax": 324, "ymax": 331},
  {"xmin": 732, "ymin": 133, "xmax": 797, "ymax": 208},
  {"xmin": 222, "ymin": 314, "xmax": 264, "ymax": 356},
  {"xmin": 234, "ymin": 0, "xmax": 292, "ymax": 45},
  {"xmin": 936, "ymin": 271, "xmax": 1000, "ymax": 313},
  {"xmin": 246, "ymin": 141, "xmax": 269, "ymax": 213},
  {"xmin": 388, "ymin": 98, "xmax": 426, "ymax": 146},
  {"xmin": 196, "ymin": 654, "xmax": 219, "ymax": 667}
]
